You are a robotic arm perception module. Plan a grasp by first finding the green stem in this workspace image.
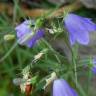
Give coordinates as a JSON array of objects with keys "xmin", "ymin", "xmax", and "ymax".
[{"xmin": 0, "ymin": 41, "xmax": 18, "ymax": 62}]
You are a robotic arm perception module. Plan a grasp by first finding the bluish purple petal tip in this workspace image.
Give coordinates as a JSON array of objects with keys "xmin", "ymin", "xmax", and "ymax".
[{"xmin": 26, "ymin": 29, "xmax": 45, "ymax": 48}]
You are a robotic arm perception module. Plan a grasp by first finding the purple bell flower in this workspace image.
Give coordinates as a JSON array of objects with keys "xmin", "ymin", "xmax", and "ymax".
[
  {"xmin": 53, "ymin": 79, "xmax": 78, "ymax": 96},
  {"xmin": 15, "ymin": 20, "xmax": 44, "ymax": 47},
  {"xmin": 64, "ymin": 13, "xmax": 96, "ymax": 45}
]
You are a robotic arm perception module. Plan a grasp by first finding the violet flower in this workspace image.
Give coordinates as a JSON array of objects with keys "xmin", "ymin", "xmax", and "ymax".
[
  {"xmin": 64, "ymin": 13, "xmax": 96, "ymax": 45},
  {"xmin": 53, "ymin": 79, "xmax": 78, "ymax": 96},
  {"xmin": 15, "ymin": 20, "xmax": 44, "ymax": 47}
]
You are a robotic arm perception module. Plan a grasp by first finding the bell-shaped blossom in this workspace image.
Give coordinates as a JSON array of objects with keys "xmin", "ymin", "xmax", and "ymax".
[
  {"xmin": 15, "ymin": 20, "xmax": 44, "ymax": 47},
  {"xmin": 64, "ymin": 13, "xmax": 96, "ymax": 45},
  {"xmin": 53, "ymin": 79, "xmax": 78, "ymax": 96}
]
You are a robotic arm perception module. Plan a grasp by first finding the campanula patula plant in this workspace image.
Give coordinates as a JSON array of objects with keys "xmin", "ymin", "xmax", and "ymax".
[{"xmin": 1, "ymin": 0, "xmax": 96, "ymax": 96}]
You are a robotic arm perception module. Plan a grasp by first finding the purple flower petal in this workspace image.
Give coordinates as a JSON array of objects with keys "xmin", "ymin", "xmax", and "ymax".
[
  {"xmin": 53, "ymin": 79, "xmax": 78, "ymax": 96},
  {"xmin": 25, "ymin": 29, "xmax": 45, "ymax": 48},
  {"xmin": 82, "ymin": 18, "xmax": 96, "ymax": 32},
  {"xmin": 69, "ymin": 32, "xmax": 76, "ymax": 45},
  {"xmin": 64, "ymin": 13, "xmax": 96, "ymax": 45},
  {"xmin": 76, "ymin": 30, "xmax": 89, "ymax": 45},
  {"xmin": 15, "ymin": 20, "xmax": 34, "ymax": 38}
]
